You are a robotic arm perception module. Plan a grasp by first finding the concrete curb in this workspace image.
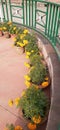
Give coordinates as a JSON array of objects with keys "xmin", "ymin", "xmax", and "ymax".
[{"xmin": 37, "ymin": 33, "xmax": 60, "ymax": 130}]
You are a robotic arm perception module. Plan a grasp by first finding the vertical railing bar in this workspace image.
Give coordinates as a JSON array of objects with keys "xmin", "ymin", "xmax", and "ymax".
[
  {"xmin": 8, "ymin": 0, "xmax": 12, "ymax": 21},
  {"xmin": 5, "ymin": 0, "xmax": 9, "ymax": 21},
  {"xmin": 50, "ymin": 5, "xmax": 55, "ymax": 38},
  {"xmin": 45, "ymin": 3, "xmax": 48, "ymax": 35},
  {"xmin": 53, "ymin": 6, "xmax": 58, "ymax": 43},
  {"xmin": 22, "ymin": 0, "xmax": 25, "ymax": 24},
  {"xmin": 1, "ymin": 0, "xmax": 5, "ymax": 21},
  {"xmin": 32, "ymin": 0, "xmax": 33, "ymax": 27},
  {"xmin": 29, "ymin": 0, "xmax": 30, "ymax": 26},
  {"xmin": 48, "ymin": 4, "xmax": 52, "ymax": 36},
  {"xmin": 55, "ymin": 7, "xmax": 59, "ymax": 38},
  {"xmin": 26, "ymin": 0, "xmax": 28, "ymax": 25},
  {"xmin": 35, "ymin": 1, "xmax": 37, "ymax": 28},
  {"xmin": 46, "ymin": 4, "xmax": 50, "ymax": 36}
]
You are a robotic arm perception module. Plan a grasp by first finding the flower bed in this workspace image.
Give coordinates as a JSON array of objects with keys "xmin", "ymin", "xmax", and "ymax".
[{"xmin": 0, "ymin": 21, "xmax": 51, "ymax": 130}]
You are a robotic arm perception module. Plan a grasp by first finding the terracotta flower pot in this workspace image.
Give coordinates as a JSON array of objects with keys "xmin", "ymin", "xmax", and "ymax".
[
  {"xmin": 0, "ymin": 30, "xmax": 3, "ymax": 37},
  {"xmin": 4, "ymin": 31, "xmax": 10, "ymax": 38}
]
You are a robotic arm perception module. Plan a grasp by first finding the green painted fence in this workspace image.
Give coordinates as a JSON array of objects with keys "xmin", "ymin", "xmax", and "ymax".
[{"xmin": 0, "ymin": 0, "xmax": 60, "ymax": 58}]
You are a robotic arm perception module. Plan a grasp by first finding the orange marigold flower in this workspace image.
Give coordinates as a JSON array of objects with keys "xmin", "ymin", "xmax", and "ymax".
[
  {"xmin": 41, "ymin": 81, "xmax": 49, "ymax": 88},
  {"xmin": 32, "ymin": 115, "xmax": 41, "ymax": 124},
  {"xmin": 45, "ymin": 77, "xmax": 49, "ymax": 81},
  {"xmin": 14, "ymin": 125, "xmax": 23, "ymax": 130},
  {"xmin": 27, "ymin": 122, "xmax": 36, "ymax": 130}
]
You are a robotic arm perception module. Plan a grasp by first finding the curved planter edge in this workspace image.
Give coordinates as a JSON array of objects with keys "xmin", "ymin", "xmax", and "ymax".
[{"xmin": 37, "ymin": 33, "xmax": 60, "ymax": 130}]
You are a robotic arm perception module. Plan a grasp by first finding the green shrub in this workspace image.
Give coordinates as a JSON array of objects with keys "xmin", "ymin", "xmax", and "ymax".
[
  {"xmin": 25, "ymin": 42, "xmax": 39, "ymax": 56},
  {"xmin": 17, "ymin": 86, "xmax": 49, "ymax": 120},
  {"xmin": 29, "ymin": 64, "xmax": 47, "ymax": 85},
  {"xmin": 30, "ymin": 54, "xmax": 42, "ymax": 66}
]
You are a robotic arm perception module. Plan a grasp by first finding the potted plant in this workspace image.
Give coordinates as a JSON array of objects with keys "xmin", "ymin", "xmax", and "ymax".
[
  {"xmin": 9, "ymin": 24, "xmax": 19, "ymax": 37},
  {"xmin": 0, "ymin": 23, "xmax": 3, "ymax": 36},
  {"xmin": 2, "ymin": 22, "xmax": 11, "ymax": 38},
  {"xmin": 29, "ymin": 54, "xmax": 42, "ymax": 66},
  {"xmin": 16, "ymin": 86, "xmax": 49, "ymax": 126},
  {"xmin": 29, "ymin": 63, "xmax": 47, "ymax": 85}
]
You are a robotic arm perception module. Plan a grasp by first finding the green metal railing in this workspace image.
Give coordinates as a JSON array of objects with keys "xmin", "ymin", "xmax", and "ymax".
[{"xmin": 0, "ymin": 0, "xmax": 60, "ymax": 58}]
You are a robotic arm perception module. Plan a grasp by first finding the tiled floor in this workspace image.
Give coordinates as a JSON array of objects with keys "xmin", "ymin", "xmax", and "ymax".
[{"xmin": 0, "ymin": 36, "xmax": 29, "ymax": 129}]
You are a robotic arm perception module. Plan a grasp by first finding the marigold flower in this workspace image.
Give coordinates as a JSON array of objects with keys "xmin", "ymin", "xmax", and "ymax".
[
  {"xmin": 3, "ymin": 27, "xmax": 7, "ymax": 30},
  {"xmin": 14, "ymin": 97, "xmax": 20, "ymax": 106},
  {"xmin": 14, "ymin": 125, "xmax": 23, "ymax": 130},
  {"xmin": 26, "ymin": 51, "xmax": 31, "ymax": 56},
  {"xmin": 32, "ymin": 115, "xmax": 41, "ymax": 124},
  {"xmin": 23, "ymin": 40, "xmax": 28, "ymax": 45},
  {"xmin": 7, "ymin": 21, "xmax": 12, "ymax": 25},
  {"xmin": 25, "ymin": 80, "xmax": 31, "ymax": 88},
  {"xmin": 21, "ymin": 91, "xmax": 25, "ymax": 96},
  {"xmin": 20, "ymin": 34, "xmax": 25, "ymax": 39},
  {"xmin": 17, "ymin": 42, "xmax": 24, "ymax": 47},
  {"xmin": 25, "ymin": 55, "xmax": 29, "ymax": 59},
  {"xmin": 8, "ymin": 99, "xmax": 13, "ymax": 107},
  {"xmin": 45, "ymin": 77, "xmax": 49, "ymax": 81},
  {"xmin": 13, "ymin": 38, "xmax": 16, "ymax": 42},
  {"xmin": 24, "ymin": 62, "xmax": 30, "ymax": 68},
  {"xmin": 31, "ymin": 50, "xmax": 34, "ymax": 53},
  {"xmin": 0, "ymin": 27, "xmax": 2, "ymax": 31},
  {"xmin": 19, "ymin": 43, "xmax": 25, "ymax": 47},
  {"xmin": 41, "ymin": 81, "xmax": 49, "ymax": 88},
  {"xmin": 24, "ymin": 75, "xmax": 31, "ymax": 81},
  {"xmin": 23, "ymin": 29, "xmax": 29, "ymax": 34},
  {"xmin": 27, "ymin": 122, "xmax": 36, "ymax": 130},
  {"xmin": 13, "ymin": 27, "xmax": 16, "ymax": 30}
]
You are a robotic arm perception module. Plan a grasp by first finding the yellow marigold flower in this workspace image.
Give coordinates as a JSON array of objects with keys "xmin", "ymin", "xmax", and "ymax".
[
  {"xmin": 7, "ymin": 21, "xmax": 12, "ymax": 25},
  {"xmin": 13, "ymin": 27, "xmax": 16, "ymax": 30},
  {"xmin": 25, "ymin": 80, "xmax": 31, "ymax": 88},
  {"xmin": 14, "ymin": 125, "xmax": 23, "ymax": 130},
  {"xmin": 23, "ymin": 29, "xmax": 29, "ymax": 34},
  {"xmin": 31, "ymin": 50, "xmax": 34, "ymax": 53},
  {"xmin": 8, "ymin": 99, "xmax": 13, "ymax": 107},
  {"xmin": 26, "ymin": 51, "xmax": 31, "ymax": 56},
  {"xmin": 3, "ymin": 27, "xmax": 7, "ymax": 30},
  {"xmin": 21, "ymin": 91, "xmax": 25, "ymax": 96},
  {"xmin": 0, "ymin": 27, "xmax": 2, "ymax": 31},
  {"xmin": 14, "ymin": 97, "xmax": 20, "ymax": 106},
  {"xmin": 25, "ymin": 55, "xmax": 29, "ymax": 59},
  {"xmin": 17, "ymin": 42, "xmax": 20, "ymax": 45},
  {"xmin": 13, "ymin": 38, "xmax": 16, "ymax": 42},
  {"xmin": 24, "ymin": 75, "xmax": 31, "ymax": 81},
  {"xmin": 23, "ymin": 40, "xmax": 28, "ymax": 45},
  {"xmin": 45, "ymin": 77, "xmax": 49, "ymax": 81},
  {"xmin": 20, "ymin": 34, "xmax": 25, "ymax": 40},
  {"xmin": 18, "ymin": 43, "xmax": 25, "ymax": 47},
  {"xmin": 32, "ymin": 115, "xmax": 41, "ymax": 124},
  {"xmin": 41, "ymin": 81, "xmax": 49, "ymax": 88},
  {"xmin": 24, "ymin": 62, "xmax": 30, "ymax": 68}
]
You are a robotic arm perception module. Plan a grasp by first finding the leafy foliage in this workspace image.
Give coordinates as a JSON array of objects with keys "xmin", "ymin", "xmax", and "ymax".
[
  {"xmin": 29, "ymin": 64, "xmax": 47, "ymax": 85},
  {"xmin": 17, "ymin": 86, "xmax": 49, "ymax": 120}
]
